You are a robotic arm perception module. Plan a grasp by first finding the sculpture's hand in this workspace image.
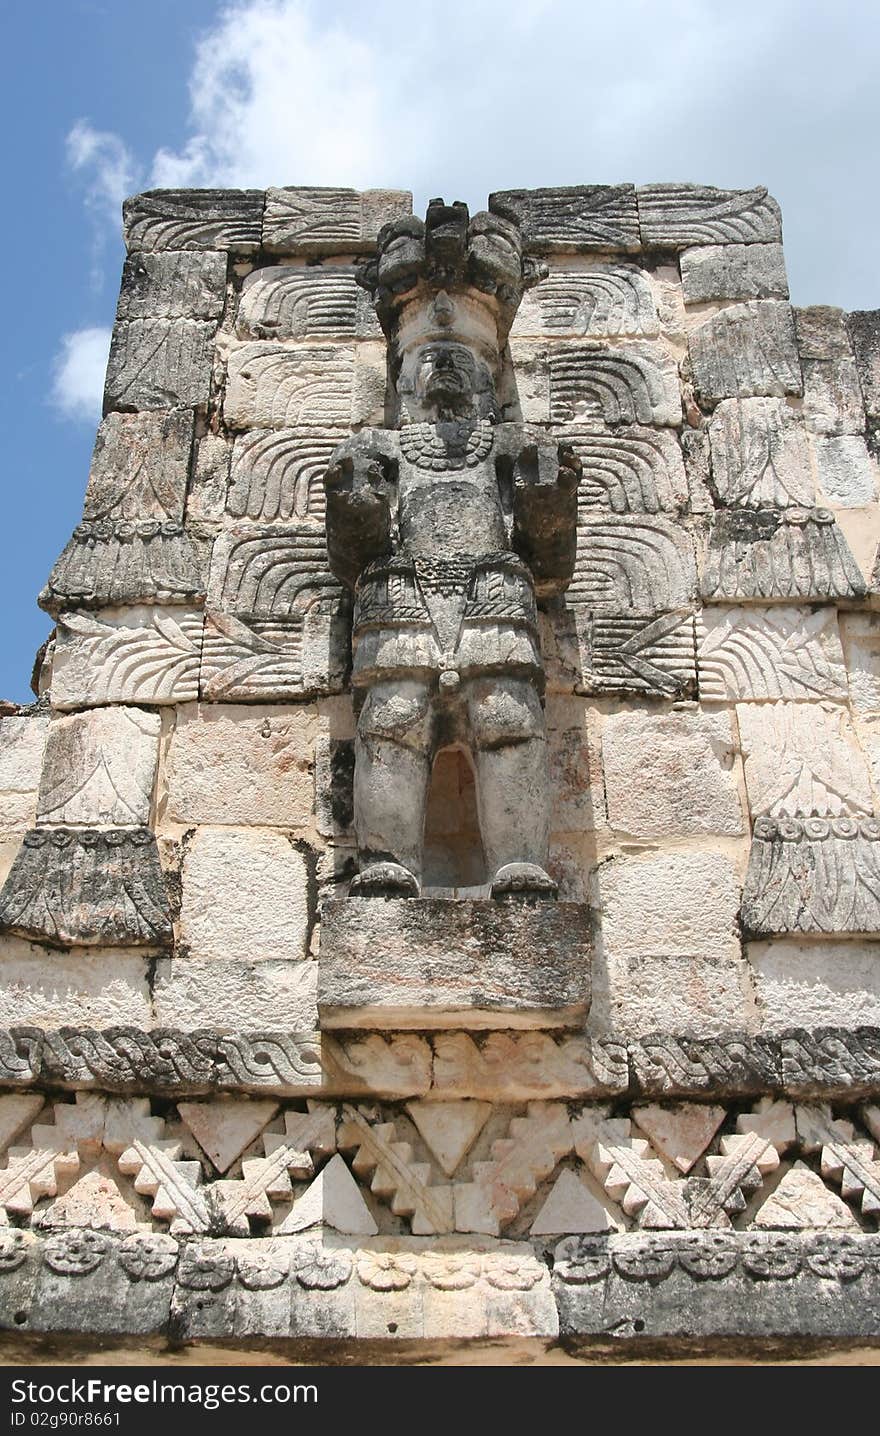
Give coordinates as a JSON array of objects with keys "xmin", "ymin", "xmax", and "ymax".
[
  {"xmin": 556, "ymin": 441, "xmax": 582, "ymax": 493},
  {"xmin": 324, "ymin": 437, "xmax": 397, "ymax": 589},
  {"xmin": 510, "ymin": 438, "xmax": 581, "ymax": 599}
]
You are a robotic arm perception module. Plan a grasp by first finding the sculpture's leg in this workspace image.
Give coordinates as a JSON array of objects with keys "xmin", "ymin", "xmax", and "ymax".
[
  {"xmin": 466, "ymin": 675, "xmax": 557, "ymax": 900},
  {"xmin": 350, "ymin": 678, "xmax": 434, "ymax": 897}
]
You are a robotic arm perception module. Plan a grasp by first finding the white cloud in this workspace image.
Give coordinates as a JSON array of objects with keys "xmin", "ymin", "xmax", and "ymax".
[
  {"xmin": 51, "ymin": 327, "xmax": 111, "ymax": 423},
  {"xmin": 66, "ymin": 120, "xmax": 138, "ymax": 224}
]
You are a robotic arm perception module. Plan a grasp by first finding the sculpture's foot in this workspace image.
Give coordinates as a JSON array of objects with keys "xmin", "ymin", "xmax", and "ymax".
[
  {"xmin": 349, "ymin": 861, "xmax": 420, "ymax": 898},
  {"xmin": 490, "ymin": 862, "xmax": 558, "ymax": 902}
]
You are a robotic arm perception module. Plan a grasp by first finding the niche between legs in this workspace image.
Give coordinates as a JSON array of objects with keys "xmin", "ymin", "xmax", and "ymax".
[{"xmin": 421, "ymin": 745, "xmax": 487, "ymax": 897}]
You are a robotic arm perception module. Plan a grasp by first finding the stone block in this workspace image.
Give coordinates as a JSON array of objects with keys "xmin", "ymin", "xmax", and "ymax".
[
  {"xmin": 0, "ymin": 829, "xmax": 172, "ymax": 947},
  {"xmin": 82, "ymin": 409, "xmax": 195, "ymax": 522},
  {"xmin": 263, "ymin": 187, "xmax": 412, "ymax": 253},
  {"xmin": 558, "ymin": 422, "xmax": 687, "ymax": 512},
  {"xmin": 601, "ymin": 708, "xmax": 746, "ymax": 838},
  {"xmin": 689, "ymin": 301, "xmax": 802, "ymax": 402},
  {"xmin": 0, "ymin": 937, "xmax": 151, "ymax": 1027},
  {"xmin": 237, "ymin": 265, "xmax": 372, "ymax": 340},
  {"xmin": 153, "ymin": 956, "xmax": 318, "ymax": 1030},
  {"xmin": 546, "ymin": 697, "xmax": 604, "ymax": 832},
  {"xmin": 593, "ymin": 849, "xmax": 742, "ymax": 960},
  {"xmin": 736, "ymin": 701, "xmax": 873, "ymax": 818},
  {"xmin": 814, "ymin": 435, "xmax": 878, "ymax": 506},
  {"xmin": 847, "ymin": 310, "xmax": 880, "ymax": 419},
  {"xmin": 223, "ymin": 341, "xmax": 359, "ymax": 430},
  {"xmin": 165, "ymin": 703, "xmax": 317, "ymax": 827},
  {"xmin": 39, "ymin": 522, "xmax": 209, "ymax": 615},
  {"xmin": 599, "ymin": 950, "xmax": 756, "ymax": 1036},
  {"xmin": 187, "ymin": 433, "xmax": 231, "ymax": 521},
  {"xmin": 579, "ymin": 611, "xmax": 697, "ymax": 699},
  {"xmin": 842, "ymin": 614, "xmax": 880, "ymax": 716},
  {"xmin": 638, "ymin": 183, "xmax": 781, "ymax": 246},
  {"xmin": 707, "ymin": 398, "xmax": 813, "ymax": 507},
  {"xmin": 37, "ymin": 707, "xmax": 160, "ymax": 827},
  {"xmin": 226, "ymin": 428, "xmax": 344, "ymax": 522},
  {"xmin": 0, "ymin": 715, "xmax": 49, "ymax": 830},
  {"xmin": 104, "ymin": 319, "xmax": 216, "ymax": 411},
  {"xmin": 701, "ymin": 507, "xmax": 865, "ymax": 603},
  {"xmin": 179, "ymin": 826, "xmax": 310, "ymax": 962},
  {"xmin": 51, "ymin": 606, "xmax": 204, "ymax": 709},
  {"xmin": 511, "ymin": 262, "xmax": 659, "ymax": 338},
  {"xmin": 801, "ymin": 357, "xmax": 866, "ymax": 436},
  {"xmin": 794, "ymin": 306, "xmax": 853, "ymax": 360},
  {"xmin": 570, "ymin": 510, "xmax": 697, "ymax": 618},
  {"xmin": 489, "ymin": 186, "xmax": 640, "ymax": 252},
  {"xmin": 318, "ymin": 899, "xmax": 591, "ymax": 1029},
  {"xmin": 680, "ymin": 243, "xmax": 788, "ymax": 303},
  {"xmin": 741, "ymin": 816, "xmax": 880, "ymax": 936},
  {"xmin": 123, "ymin": 189, "xmax": 264, "ymax": 253},
  {"xmin": 697, "ymin": 606, "xmax": 847, "ymax": 702},
  {"xmin": 548, "ymin": 340, "xmax": 681, "ymax": 426},
  {"xmin": 116, "ymin": 251, "xmax": 227, "ymax": 321},
  {"xmin": 749, "ymin": 939, "xmax": 880, "ymax": 1029}
]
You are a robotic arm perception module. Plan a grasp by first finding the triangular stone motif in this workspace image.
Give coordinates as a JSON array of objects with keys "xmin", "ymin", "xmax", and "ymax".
[
  {"xmin": 632, "ymin": 1103, "xmax": 726, "ymax": 1174},
  {"xmin": 754, "ymin": 1162, "xmax": 858, "ymax": 1230},
  {"xmin": 406, "ymin": 1100, "xmax": 491, "ymax": 1177},
  {"xmin": 530, "ymin": 1171, "xmax": 616, "ymax": 1236},
  {"xmin": 36, "ymin": 1168, "xmax": 142, "ymax": 1231},
  {"xmin": 277, "ymin": 1154, "xmax": 378, "ymax": 1236},
  {"xmin": 178, "ymin": 1099, "xmax": 279, "ymax": 1173},
  {"xmin": 0, "ymin": 1094, "xmax": 44, "ymax": 1155}
]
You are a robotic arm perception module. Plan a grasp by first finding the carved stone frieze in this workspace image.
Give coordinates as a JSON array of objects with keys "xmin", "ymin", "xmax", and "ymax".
[{"xmin": 39, "ymin": 521, "xmax": 209, "ymax": 615}]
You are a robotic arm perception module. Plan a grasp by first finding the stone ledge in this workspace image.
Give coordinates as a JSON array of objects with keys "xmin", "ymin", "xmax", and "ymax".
[{"xmin": 317, "ymin": 899, "xmax": 592, "ymax": 1030}]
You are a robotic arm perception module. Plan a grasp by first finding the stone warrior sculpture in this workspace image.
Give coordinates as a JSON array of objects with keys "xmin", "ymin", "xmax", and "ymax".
[{"xmin": 324, "ymin": 200, "xmax": 581, "ymax": 900}]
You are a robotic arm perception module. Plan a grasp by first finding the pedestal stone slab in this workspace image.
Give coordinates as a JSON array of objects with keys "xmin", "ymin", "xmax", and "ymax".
[{"xmin": 318, "ymin": 900, "xmax": 591, "ymax": 1030}]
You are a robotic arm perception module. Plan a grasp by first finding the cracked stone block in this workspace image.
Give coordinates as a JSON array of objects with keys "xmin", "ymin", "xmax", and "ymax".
[
  {"xmin": 741, "ymin": 816, "xmax": 880, "ymax": 937},
  {"xmin": 511, "ymin": 262, "xmax": 659, "ymax": 339},
  {"xmin": 637, "ymin": 184, "xmax": 782, "ymax": 247},
  {"xmin": 51, "ymin": 606, "xmax": 204, "ymax": 709},
  {"xmin": 801, "ymin": 357, "xmax": 866, "ymax": 436},
  {"xmin": 179, "ymin": 827, "xmax": 310, "ymax": 962},
  {"xmin": 0, "ymin": 715, "xmax": 49, "ymax": 830},
  {"xmin": 841, "ymin": 614, "xmax": 880, "ymax": 716},
  {"xmin": 701, "ymin": 507, "xmax": 865, "ymax": 603},
  {"xmin": 123, "ymin": 189, "xmax": 264, "ymax": 253},
  {"xmin": 37, "ymin": 707, "xmax": 161, "ymax": 827},
  {"xmin": 263, "ymin": 187, "xmax": 412, "ymax": 253},
  {"xmin": 748, "ymin": 939, "xmax": 880, "ymax": 1029},
  {"xmin": 82, "ymin": 410, "xmax": 195, "ymax": 522},
  {"xmin": 165, "ymin": 703, "xmax": 317, "ymax": 828},
  {"xmin": 680, "ymin": 243, "xmax": 788, "ymax": 303},
  {"xmin": 601, "ymin": 708, "xmax": 746, "ymax": 838},
  {"xmin": 318, "ymin": 899, "xmax": 591, "ymax": 1030},
  {"xmin": 489, "ymin": 186, "xmax": 640, "ymax": 252},
  {"xmin": 116, "ymin": 251, "xmax": 227, "ymax": 321},
  {"xmin": 708, "ymin": 398, "xmax": 813, "ymax": 507},
  {"xmin": 689, "ymin": 301, "xmax": 802, "ymax": 402},
  {"xmin": 104, "ymin": 319, "xmax": 216, "ymax": 411},
  {"xmin": 153, "ymin": 955, "xmax": 318, "ymax": 1029}
]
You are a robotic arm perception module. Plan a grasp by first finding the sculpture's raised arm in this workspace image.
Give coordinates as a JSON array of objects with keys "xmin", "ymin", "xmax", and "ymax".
[
  {"xmin": 494, "ymin": 426, "xmax": 581, "ymax": 597},
  {"xmin": 324, "ymin": 429, "xmax": 399, "ymax": 591}
]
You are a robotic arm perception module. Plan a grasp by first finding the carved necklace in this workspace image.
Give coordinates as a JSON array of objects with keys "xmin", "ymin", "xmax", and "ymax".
[{"xmin": 399, "ymin": 420, "xmax": 494, "ymax": 471}]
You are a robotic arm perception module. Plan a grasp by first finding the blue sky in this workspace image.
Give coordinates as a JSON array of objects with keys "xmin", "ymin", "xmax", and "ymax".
[{"xmin": 2, "ymin": 0, "xmax": 879, "ymax": 702}]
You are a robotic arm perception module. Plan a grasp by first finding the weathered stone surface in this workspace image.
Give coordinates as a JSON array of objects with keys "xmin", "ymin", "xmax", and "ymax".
[
  {"xmin": 318, "ymin": 899, "xmax": 591, "ymax": 1029},
  {"xmin": 707, "ymin": 398, "xmax": 813, "ymax": 507},
  {"xmin": 82, "ymin": 409, "xmax": 195, "ymax": 522},
  {"xmin": 178, "ymin": 827, "xmax": 310, "ymax": 961},
  {"xmin": 637, "ymin": 184, "xmax": 782, "ymax": 247},
  {"xmin": 223, "ymin": 342, "xmax": 359, "ymax": 429},
  {"xmin": 40, "ymin": 522, "xmax": 209, "ymax": 615},
  {"xmin": 847, "ymin": 310, "xmax": 880, "ymax": 419},
  {"xmin": 593, "ymin": 850, "xmax": 742, "ymax": 962},
  {"xmin": 631, "ymin": 1103, "xmax": 726, "ymax": 1173},
  {"xmin": 116, "ymin": 251, "xmax": 227, "ymax": 321},
  {"xmin": 701, "ymin": 507, "xmax": 865, "ymax": 603},
  {"xmin": 177, "ymin": 1098, "xmax": 279, "ymax": 1173},
  {"xmin": 749, "ymin": 940, "xmax": 880, "ymax": 1029},
  {"xmin": 548, "ymin": 341, "xmax": 682, "ymax": 425},
  {"xmin": 511, "ymin": 263, "xmax": 659, "ymax": 338},
  {"xmin": 559, "ymin": 423, "xmax": 687, "ymax": 512},
  {"xmin": 737, "ymin": 701, "xmax": 873, "ymax": 818},
  {"xmin": 842, "ymin": 614, "xmax": 880, "ymax": 716},
  {"xmin": 51, "ymin": 606, "xmax": 204, "ymax": 709},
  {"xmin": 753, "ymin": 1161, "xmax": 857, "ymax": 1228},
  {"xmin": 0, "ymin": 716, "xmax": 49, "ymax": 830},
  {"xmin": 599, "ymin": 952, "xmax": 756, "ymax": 1037},
  {"xmin": 227, "ymin": 427, "xmax": 344, "ymax": 522},
  {"xmin": 123, "ymin": 189, "xmax": 264, "ymax": 253},
  {"xmin": 680, "ymin": 243, "xmax": 788, "ymax": 303},
  {"xmin": 0, "ymin": 940, "xmax": 151, "ymax": 1027},
  {"xmin": 237, "ymin": 265, "xmax": 368, "ymax": 340},
  {"xmin": 431, "ymin": 1033, "xmax": 628, "ymax": 1100},
  {"xmin": 689, "ymin": 301, "xmax": 802, "ymax": 402},
  {"xmin": 697, "ymin": 607, "xmax": 847, "ymax": 702},
  {"xmin": 104, "ymin": 319, "xmax": 216, "ymax": 411},
  {"xmin": 405, "ymin": 1101, "xmax": 491, "ymax": 1177},
  {"xmin": 814, "ymin": 435, "xmax": 878, "ymax": 506},
  {"xmin": 186, "ymin": 433, "xmax": 230, "ymax": 521},
  {"xmin": 165, "ymin": 703, "xmax": 317, "ymax": 827},
  {"xmin": 153, "ymin": 958, "xmax": 318, "ymax": 1032},
  {"xmin": 801, "ymin": 357, "xmax": 867, "ymax": 436},
  {"xmin": 601, "ymin": 708, "xmax": 745, "ymax": 838},
  {"xmin": 262, "ymin": 187, "xmax": 412, "ymax": 253},
  {"xmin": 489, "ymin": 186, "xmax": 640, "ymax": 252},
  {"xmin": 742, "ymin": 817, "xmax": 880, "ymax": 937},
  {"xmin": 577, "ymin": 610, "xmax": 697, "ymax": 699},
  {"xmin": 546, "ymin": 698, "xmax": 605, "ymax": 832},
  {"xmin": 279, "ymin": 1154, "xmax": 378, "ymax": 1235},
  {"xmin": 201, "ymin": 521, "xmax": 348, "ymax": 700},
  {"xmin": 37, "ymin": 707, "xmax": 160, "ymax": 827},
  {"xmin": 795, "ymin": 306, "xmax": 853, "ymax": 360},
  {"xmin": 530, "ymin": 1171, "xmax": 615, "ymax": 1236},
  {"xmin": 570, "ymin": 514, "xmax": 697, "ymax": 613}
]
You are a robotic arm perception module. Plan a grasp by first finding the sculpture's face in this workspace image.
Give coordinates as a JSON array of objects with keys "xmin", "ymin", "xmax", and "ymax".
[
  {"xmin": 401, "ymin": 340, "xmax": 495, "ymax": 420},
  {"xmin": 467, "ymin": 214, "xmax": 523, "ymax": 293}
]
